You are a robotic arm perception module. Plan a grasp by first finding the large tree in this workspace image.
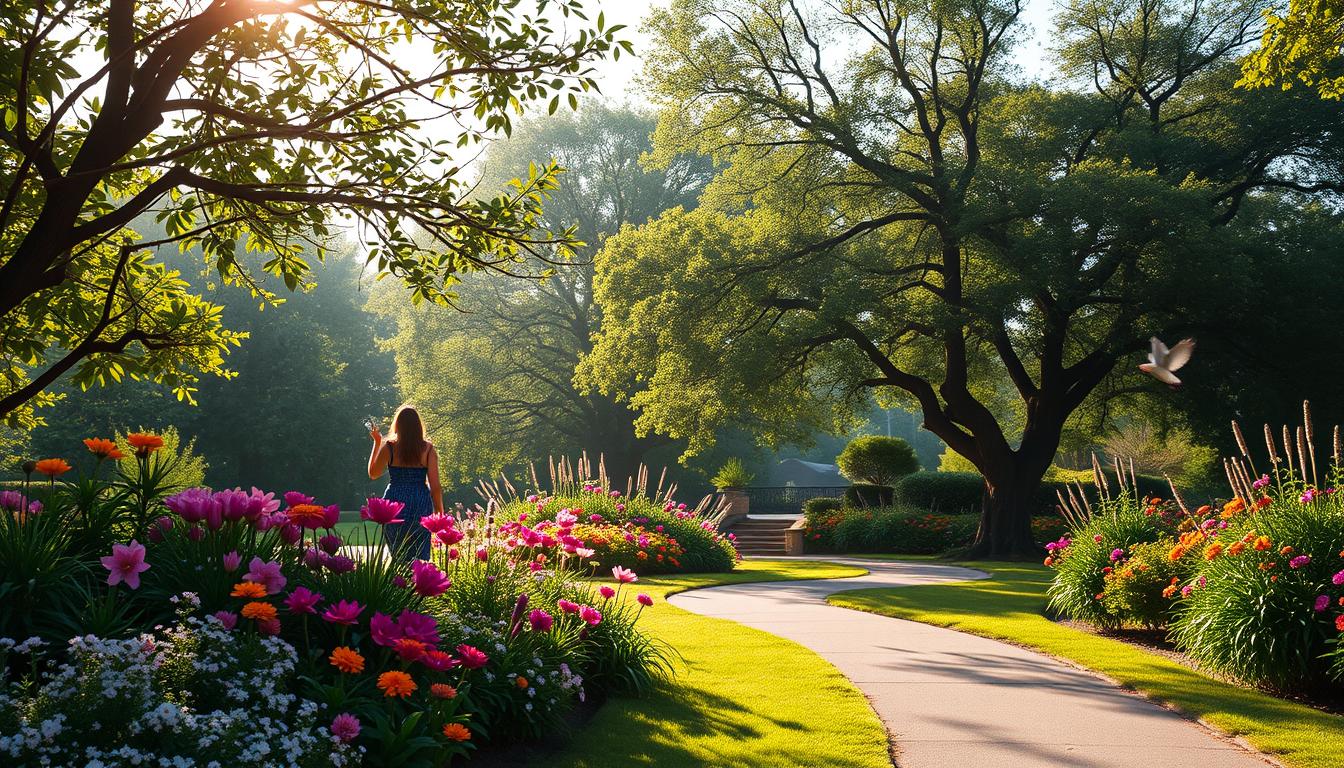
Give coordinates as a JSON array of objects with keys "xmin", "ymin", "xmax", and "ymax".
[
  {"xmin": 371, "ymin": 104, "xmax": 710, "ymax": 485},
  {"xmin": 0, "ymin": 0, "xmax": 626, "ymax": 429},
  {"xmin": 1241, "ymin": 0, "xmax": 1344, "ymax": 98},
  {"xmin": 580, "ymin": 0, "xmax": 1344, "ymax": 556}
]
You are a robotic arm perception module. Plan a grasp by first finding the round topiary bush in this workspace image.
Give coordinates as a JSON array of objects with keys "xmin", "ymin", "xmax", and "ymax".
[{"xmin": 836, "ymin": 435, "xmax": 920, "ymax": 486}]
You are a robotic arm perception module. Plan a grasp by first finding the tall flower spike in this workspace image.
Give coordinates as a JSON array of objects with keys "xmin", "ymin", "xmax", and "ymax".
[
  {"xmin": 1334, "ymin": 424, "xmax": 1341, "ymax": 469},
  {"xmin": 1296, "ymin": 426, "xmax": 1309, "ymax": 488},
  {"xmin": 1165, "ymin": 474, "xmax": 1189, "ymax": 516},
  {"xmin": 1282, "ymin": 425, "xmax": 1295, "ymax": 478},
  {"xmin": 1264, "ymin": 423, "xmax": 1279, "ymax": 464},
  {"xmin": 1303, "ymin": 401, "xmax": 1318, "ymax": 488},
  {"xmin": 1232, "ymin": 420, "xmax": 1257, "ymax": 477}
]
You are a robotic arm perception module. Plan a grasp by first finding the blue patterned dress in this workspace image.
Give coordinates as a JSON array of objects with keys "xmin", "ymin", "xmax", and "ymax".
[{"xmin": 382, "ymin": 442, "xmax": 433, "ymax": 561}]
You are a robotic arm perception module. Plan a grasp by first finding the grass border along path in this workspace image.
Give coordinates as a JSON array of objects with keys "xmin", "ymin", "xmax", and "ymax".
[
  {"xmin": 827, "ymin": 560, "xmax": 1344, "ymax": 768},
  {"xmin": 543, "ymin": 560, "xmax": 893, "ymax": 768}
]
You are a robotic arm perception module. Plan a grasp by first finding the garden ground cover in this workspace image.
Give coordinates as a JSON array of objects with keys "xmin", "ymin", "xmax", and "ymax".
[
  {"xmin": 827, "ymin": 561, "xmax": 1344, "ymax": 768},
  {"xmin": 534, "ymin": 560, "xmax": 894, "ymax": 768}
]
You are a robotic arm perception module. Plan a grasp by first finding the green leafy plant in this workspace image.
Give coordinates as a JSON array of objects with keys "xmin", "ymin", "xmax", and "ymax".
[
  {"xmin": 711, "ymin": 457, "xmax": 754, "ymax": 490},
  {"xmin": 836, "ymin": 436, "xmax": 920, "ymax": 486}
]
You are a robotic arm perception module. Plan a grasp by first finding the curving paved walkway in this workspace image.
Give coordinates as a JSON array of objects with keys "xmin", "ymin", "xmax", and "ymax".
[{"xmin": 668, "ymin": 558, "xmax": 1276, "ymax": 768}]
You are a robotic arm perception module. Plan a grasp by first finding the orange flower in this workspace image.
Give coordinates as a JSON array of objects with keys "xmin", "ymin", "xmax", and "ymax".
[
  {"xmin": 329, "ymin": 646, "xmax": 365, "ymax": 674},
  {"xmin": 1162, "ymin": 584, "xmax": 1179, "ymax": 598},
  {"xmin": 1043, "ymin": 557, "xmax": 1055, "ymax": 566},
  {"xmin": 1279, "ymin": 545, "xmax": 1294, "ymax": 556},
  {"xmin": 232, "ymin": 582, "xmax": 268, "ymax": 598},
  {"xmin": 287, "ymin": 504, "xmax": 328, "ymax": 527},
  {"xmin": 1204, "ymin": 543, "xmax": 1224, "ymax": 560},
  {"xmin": 126, "ymin": 433, "xmax": 164, "ymax": 457},
  {"xmin": 83, "ymin": 438, "xmax": 125, "ymax": 460},
  {"xmin": 1195, "ymin": 505, "xmax": 1211, "ymax": 516},
  {"xmin": 1253, "ymin": 536, "xmax": 1273, "ymax": 551},
  {"xmin": 515, "ymin": 676, "xmax": 528, "ymax": 689},
  {"xmin": 1222, "ymin": 497, "xmax": 1245, "ymax": 516},
  {"xmin": 430, "ymin": 683, "xmax": 457, "ymax": 699},
  {"xmin": 1168, "ymin": 545, "xmax": 1187, "ymax": 561},
  {"xmin": 241, "ymin": 601, "xmax": 277, "ymax": 622},
  {"xmin": 377, "ymin": 671, "xmax": 416, "ymax": 698},
  {"xmin": 1227, "ymin": 541, "xmax": 1246, "ymax": 556},
  {"xmin": 441, "ymin": 723, "xmax": 471, "ymax": 742},
  {"xmin": 34, "ymin": 458, "xmax": 71, "ymax": 478}
]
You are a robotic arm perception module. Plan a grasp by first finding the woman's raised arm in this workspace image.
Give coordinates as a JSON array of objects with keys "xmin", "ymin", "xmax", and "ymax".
[{"xmin": 367, "ymin": 427, "xmax": 388, "ymax": 480}]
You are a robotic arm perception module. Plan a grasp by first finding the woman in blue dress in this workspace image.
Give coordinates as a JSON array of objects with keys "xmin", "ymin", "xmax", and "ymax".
[{"xmin": 366, "ymin": 404, "xmax": 443, "ymax": 561}]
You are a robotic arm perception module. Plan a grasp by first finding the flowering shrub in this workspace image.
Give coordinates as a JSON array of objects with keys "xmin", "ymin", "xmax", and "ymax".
[
  {"xmin": 495, "ymin": 480, "xmax": 737, "ymax": 574},
  {"xmin": 803, "ymin": 505, "xmax": 1065, "ymax": 555},
  {"xmin": 0, "ymin": 434, "xmax": 670, "ymax": 765}
]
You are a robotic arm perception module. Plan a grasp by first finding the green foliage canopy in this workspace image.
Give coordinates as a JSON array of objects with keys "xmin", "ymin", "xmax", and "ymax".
[
  {"xmin": 836, "ymin": 436, "xmax": 920, "ymax": 486},
  {"xmin": 1241, "ymin": 0, "xmax": 1344, "ymax": 99}
]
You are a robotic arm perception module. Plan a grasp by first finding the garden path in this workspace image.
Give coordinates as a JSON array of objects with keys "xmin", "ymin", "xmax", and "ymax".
[{"xmin": 667, "ymin": 557, "xmax": 1276, "ymax": 768}]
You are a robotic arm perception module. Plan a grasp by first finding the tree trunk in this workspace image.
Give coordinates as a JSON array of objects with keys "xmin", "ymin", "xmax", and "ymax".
[{"xmin": 966, "ymin": 472, "xmax": 1040, "ymax": 559}]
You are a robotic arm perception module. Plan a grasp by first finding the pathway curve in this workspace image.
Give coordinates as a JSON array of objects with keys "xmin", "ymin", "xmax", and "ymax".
[{"xmin": 668, "ymin": 557, "xmax": 1275, "ymax": 768}]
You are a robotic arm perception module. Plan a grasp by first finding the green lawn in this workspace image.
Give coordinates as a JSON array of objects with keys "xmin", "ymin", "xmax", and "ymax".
[
  {"xmin": 539, "ymin": 560, "xmax": 893, "ymax": 768},
  {"xmin": 827, "ymin": 561, "xmax": 1344, "ymax": 768},
  {"xmin": 333, "ymin": 519, "xmax": 383, "ymax": 545}
]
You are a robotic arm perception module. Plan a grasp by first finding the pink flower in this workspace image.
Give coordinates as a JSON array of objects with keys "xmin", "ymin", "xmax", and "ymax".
[
  {"xmin": 325, "ymin": 554, "xmax": 356, "ymax": 574},
  {"xmin": 284, "ymin": 587, "xmax": 322, "ymax": 614},
  {"xmin": 410, "ymin": 561, "xmax": 451, "ymax": 597},
  {"xmin": 1290, "ymin": 555, "xmax": 1312, "ymax": 569},
  {"xmin": 476, "ymin": 547, "xmax": 489, "ymax": 562},
  {"xmin": 1315, "ymin": 595, "xmax": 1331, "ymax": 612},
  {"xmin": 421, "ymin": 650, "xmax": 458, "ymax": 672},
  {"xmin": 557, "ymin": 599, "xmax": 580, "ymax": 614},
  {"xmin": 436, "ymin": 527, "xmax": 465, "ymax": 546},
  {"xmin": 1109, "ymin": 548, "xmax": 1124, "ymax": 562},
  {"xmin": 222, "ymin": 550, "xmax": 242, "ymax": 572},
  {"xmin": 212, "ymin": 611, "xmax": 238, "ymax": 630},
  {"xmin": 258, "ymin": 618, "xmax": 281, "ymax": 636},
  {"xmin": 101, "ymin": 541, "xmax": 150, "ymax": 589},
  {"xmin": 214, "ymin": 489, "xmax": 254, "ymax": 522},
  {"xmin": 330, "ymin": 713, "xmax": 360, "ymax": 743},
  {"xmin": 1333, "ymin": 570, "xmax": 1344, "ymax": 586},
  {"xmin": 420, "ymin": 512, "xmax": 454, "ymax": 535},
  {"xmin": 529, "ymin": 609, "xmax": 553, "ymax": 632},
  {"xmin": 1301, "ymin": 489, "xmax": 1319, "ymax": 504},
  {"xmin": 612, "ymin": 565, "xmax": 638, "ymax": 583},
  {"xmin": 599, "ymin": 585, "xmax": 615, "ymax": 600},
  {"xmin": 165, "ymin": 488, "xmax": 218, "ymax": 525},
  {"xmin": 370, "ymin": 612, "xmax": 401, "ymax": 647},
  {"xmin": 398, "ymin": 611, "xmax": 440, "ymax": 644},
  {"xmin": 1093, "ymin": 534, "xmax": 1104, "ymax": 543},
  {"xmin": 455, "ymin": 644, "xmax": 489, "ymax": 670},
  {"xmin": 243, "ymin": 557, "xmax": 286, "ymax": 594},
  {"xmin": 637, "ymin": 593, "xmax": 654, "ymax": 607},
  {"xmin": 361, "ymin": 497, "xmax": 405, "ymax": 525},
  {"xmin": 579, "ymin": 605, "xmax": 602, "ymax": 626},
  {"xmin": 284, "ymin": 491, "xmax": 315, "ymax": 508},
  {"xmin": 1252, "ymin": 474, "xmax": 1270, "ymax": 490},
  {"xmin": 321, "ymin": 600, "xmax": 363, "ymax": 625}
]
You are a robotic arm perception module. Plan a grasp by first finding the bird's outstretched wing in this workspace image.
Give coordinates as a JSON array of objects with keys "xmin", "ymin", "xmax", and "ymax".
[
  {"xmin": 1138, "ymin": 363, "xmax": 1182, "ymax": 386},
  {"xmin": 1164, "ymin": 338, "xmax": 1196, "ymax": 372},
  {"xmin": 1148, "ymin": 336, "xmax": 1168, "ymax": 366}
]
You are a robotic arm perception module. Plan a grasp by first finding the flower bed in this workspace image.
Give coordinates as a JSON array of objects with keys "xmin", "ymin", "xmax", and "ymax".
[
  {"xmin": 493, "ymin": 481, "xmax": 738, "ymax": 574},
  {"xmin": 1046, "ymin": 417, "xmax": 1344, "ymax": 694},
  {"xmin": 801, "ymin": 504, "xmax": 1069, "ymax": 555},
  {"xmin": 0, "ymin": 434, "xmax": 668, "ymax": 765}
]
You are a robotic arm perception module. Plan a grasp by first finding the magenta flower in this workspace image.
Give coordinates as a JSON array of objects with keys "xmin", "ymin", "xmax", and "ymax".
[
  {"xmin": 612, "ymin": 565, "xmax": 638, "ymax": 583},
  {"xmin": 247, "ymin": 487, "xmax": 281, "ymax": 518},
  {"xmin": 222, "ymin": 550, "xmax": 242, "ymax": 572},
  {"xmin": 330, "ymin": 713, "xmax": 360, "ymax": 743},
  {"xmin": 212, "ymin": 610, "xmax": 238, "ymax": 630},
  {"xmin": 1109, "ymin": 548, "xmax": 1124, "ymax": 562},
  {"xmin": 101, "ymin": 540, "xmax": 150, "ymax": 589},
  {"xmin": 164, "ymin": 488, "xmax": 217, "ymax": 525},
  {"xmin": 1252, "ymin": 474, "xmax": 1270, "ymax": 490},
  {"xmin": 420, "ymin": 512, "xmax": 454, "ymax": 535},
  {"xmin": 421, "ymin": 650, "xmax": 458, "ymax": 672},
  {"xmin": 360, "ymin": 497, "xmax": 405, "ymax": 525},
  {"xmin": 436, "ymin": 527, "xmax": 465, "ymax": 546},
  {"xmin": 284, "ymin": 491, "xmax": 315, "ymax": 508},
  {"xmin": 325, "ymin": 554, "xmax": 356, "ymax": 573},
  {"xmin": 557, "ymin": 599, "xmax": 580, "ymax": 614},
  {"xmin": 243, "ymin": 557, "xmax": 286, "ymax": 594},
  {"xmin": 410, "ymin": 560, "xmax": 451, "ymax": 597},
  {"xmin": 476, "ymin": 547, "xmax": 489, "ymax": 562},
  {"xmin": 455, "ymin": 644, "xmax": 489, "ymax": 670},
  {"xmin": 214, "ymin": 489, "xmax": 253, "ymax": 522},
  {"xmin": 258, "ymin": 618, "xmax": 281, "ymax": 636},
  {"xmin": 284, "ymin": 586, "xmax": 322, "ymax": 614},
  {"xmin": 599, "ymin": 585, "xmax": 615, "ymax": 600},
  {"xmin": 279, "ymin": 524, "xmax": 302, "ymax": 545},
  {"xmin": 398, "ymin": 610, "xmax": 440, "ymax": 645},
  {"xmin": 637, "ymin": 593, "xmax": 654, "ymax": 607},
  {"xmin": 321, "ymin": 600, "xmax": 364, "ymax": 625},
  {"xmin": 1333, "ymin": 570, "xmax": 1344, "ymax": 586},
  {"xmin": 1289, "ymin": 555, "xmax": 1312, "ymax": 569},
  {"xmin": 1315, "ymin": 595, "xmax": 1331, "ymax": 612},
  {"xmin": 1301, "ymin": 489, "xmax": 1319, "ymax": 504},
  {"xmin": 318, "ymin": 533, "xmax": 343, "ymax": 555},
  {"xmin": 579, "ymin": 605, "xmax": 603, "ymax": 626},
  {"xmin": 186, "ymin": 525, "xmax": 204, "ymax": 541},
  {"xmin": 529, "ymin": 609, "xmax": 554, "ymax": 632},
  {"xmin": 370, "ymin": 612, "xmax": 401, "ymax": 647}
]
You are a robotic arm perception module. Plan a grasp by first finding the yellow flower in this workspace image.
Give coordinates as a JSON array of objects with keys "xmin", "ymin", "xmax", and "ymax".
[
  {"xmin": 329, "ymin": 646, "xmax": 365, "ymax": 674},
  {"xmin": 241, "ymin": 601, "xmax": 277, "ymax": 622},
  {"xmin": 441, "ymin": 723, "xmax": 471, "ymax": 742},
  {"xmin": 377, "ymin": 671, "xmax": 416, "ymax": 698},
  {"xmin": 231, "ymin": 582, "xmax": 268, "ymax": 599}
]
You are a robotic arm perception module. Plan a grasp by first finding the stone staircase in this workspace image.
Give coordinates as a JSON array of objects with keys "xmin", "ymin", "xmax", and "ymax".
[{"xmin": 726, "ymin": 516, "xmax": 798, "ymax": 557}]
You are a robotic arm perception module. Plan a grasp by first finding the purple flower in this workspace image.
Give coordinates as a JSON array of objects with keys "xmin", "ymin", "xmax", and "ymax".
[
  {"xmin": 370, "ymin": 612, "xmax": 401, "ymax": 647},
  {"xmin": 330, "ymin": 713, "xmax": 360, "ymax": 743},
  {"xmin": 1289, "ymin": 555, "xmax": 1312, "ymax": 569},
  {"xmin": 528, "ymin": 609, "xmax": 553, "ymax": 632},
  {"xmin": 1109, "ymin": 548, "xmax": 1125, "ymax": 562},
  {"xmin": 1314, "ymin": 594, "xmax": 1330, "ymax": 612},
  {"xmin": 243, "ymin": 557, "xmax": 286, "ymax": 594},
  {"xmin": 325, "ymin": 554, "xmax": 356, "ymax": 573},
  {"xmin": 397, "ymin": 610, "xmax": 440, "ymax": 645},
  {"xmin": 0, "ymin": 490, "xmax": 39, "ymax": 514},
  {"xmin": 321, "ymin": 600, "xmax": 363, "ymax": 626},
  {"xmin": 212, "ymin": 611, "xmax": 238, "ymax": 630},
  {"xmin": 214, "ymin": 489, "xmax": 253, "ymax": 522},
  {"xmin": 222, "ymin": 550, "xmax": 242, "ymax": 572},
  {"xmin": 283, "ymin": 491, "xmax": 315, "ymax": 508},
  {"xmin": 284, "ymin": 586, "xmax": 322, "ymax": 614},
  {"xmin": 1252, "ymin": 474, "xmax": 1270, "ymax": 490},
  {"xmin": 318, "ymin": 533, "xmax": 343, "ymax": 555},
  {"xmin": 1301, "ymin": 489, "xmax": 1319, "ymax": 504},
  {"xmin": 279, "ymin": 524, "xmax": 302, "ymax": 545},
  {"xmin": 410, "ymin": 560, "xmax": 451, "ymax": 597}
]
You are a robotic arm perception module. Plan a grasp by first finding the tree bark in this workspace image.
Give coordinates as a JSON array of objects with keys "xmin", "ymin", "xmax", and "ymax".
[{"xmin": 966, "ymin": 468, "xmax": 1042, "ymax": 559}]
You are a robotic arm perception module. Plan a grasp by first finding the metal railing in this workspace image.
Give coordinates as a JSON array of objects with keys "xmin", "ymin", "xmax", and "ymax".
[{"xmin": 744, "ymin": 486, "xmax": 848, "ymax": 514}]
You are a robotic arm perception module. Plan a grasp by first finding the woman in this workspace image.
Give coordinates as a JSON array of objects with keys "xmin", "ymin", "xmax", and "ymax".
[{"xmin": 367, "ymin": 404, "xmax": 444, "ymax": 560}]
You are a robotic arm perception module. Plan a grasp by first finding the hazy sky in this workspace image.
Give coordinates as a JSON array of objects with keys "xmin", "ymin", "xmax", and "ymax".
[{"xmin": 584, "ymin": 0, "xmax": 1058, "ymax": 106}]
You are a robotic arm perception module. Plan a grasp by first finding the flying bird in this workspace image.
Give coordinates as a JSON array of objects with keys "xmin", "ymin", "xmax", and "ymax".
[{"xmin": 1139, "ymin": 337, "xmax": 1196, "ymax": 388}]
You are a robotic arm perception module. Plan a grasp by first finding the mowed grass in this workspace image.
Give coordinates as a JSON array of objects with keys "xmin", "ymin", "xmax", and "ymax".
[
  {"xmin": 542, "ymin": 560, "xmax": 893, "ymax": 768},
  {"xmin": 827, "ymin": 561, "xmax": 1344, "ymax": 768}
]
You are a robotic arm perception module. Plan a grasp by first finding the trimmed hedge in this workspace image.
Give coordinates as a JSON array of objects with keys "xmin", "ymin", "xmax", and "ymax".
[
  {"xmin": 895, "ymin": 471, "xmax": 1172, "ymax": 516},
  {"xmin": 803, "ymin": 505, "xmax": 1073, "ymax": 555},
  {"xmin": 844, "ymin": 483, "xmax": 894, "ymax": 508},
  {"xmin": 802, "ymin": 496, "xmax": 844, "ymax": 516}
]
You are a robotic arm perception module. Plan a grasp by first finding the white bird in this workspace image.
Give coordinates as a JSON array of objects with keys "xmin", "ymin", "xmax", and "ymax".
[{"xmin": 1139, "ymin": 336, "xmax": 1196, "ymax": 388}]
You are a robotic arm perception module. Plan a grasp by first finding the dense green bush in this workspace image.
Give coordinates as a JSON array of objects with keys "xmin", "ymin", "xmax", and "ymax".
[
  {"xmin": 844, "ymin": 483, "xmax": 894, "ymax": 508},
  {"xmin": 1099, "ymin": 540, "xmax": 1197, "ymax": 628},
  {"xmin": 836, "ymin": 435, "xmax": 920, "ymax": 485},
  {"xmin": 897, "ymin": 471, "xmax": 1173, "ymax": 516},
  {"xmin": 802, "ymin": 496, "xmax": 844, "ymax": 518},
  {"xmin": 812, "ymin": 507, "xmax": 975, "ymax": 554}
]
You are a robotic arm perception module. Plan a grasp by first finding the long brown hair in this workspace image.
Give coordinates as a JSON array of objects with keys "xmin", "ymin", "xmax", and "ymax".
[{"xmin": 388, "ymin": 404, "xmax": 428, "ymax": 466}]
